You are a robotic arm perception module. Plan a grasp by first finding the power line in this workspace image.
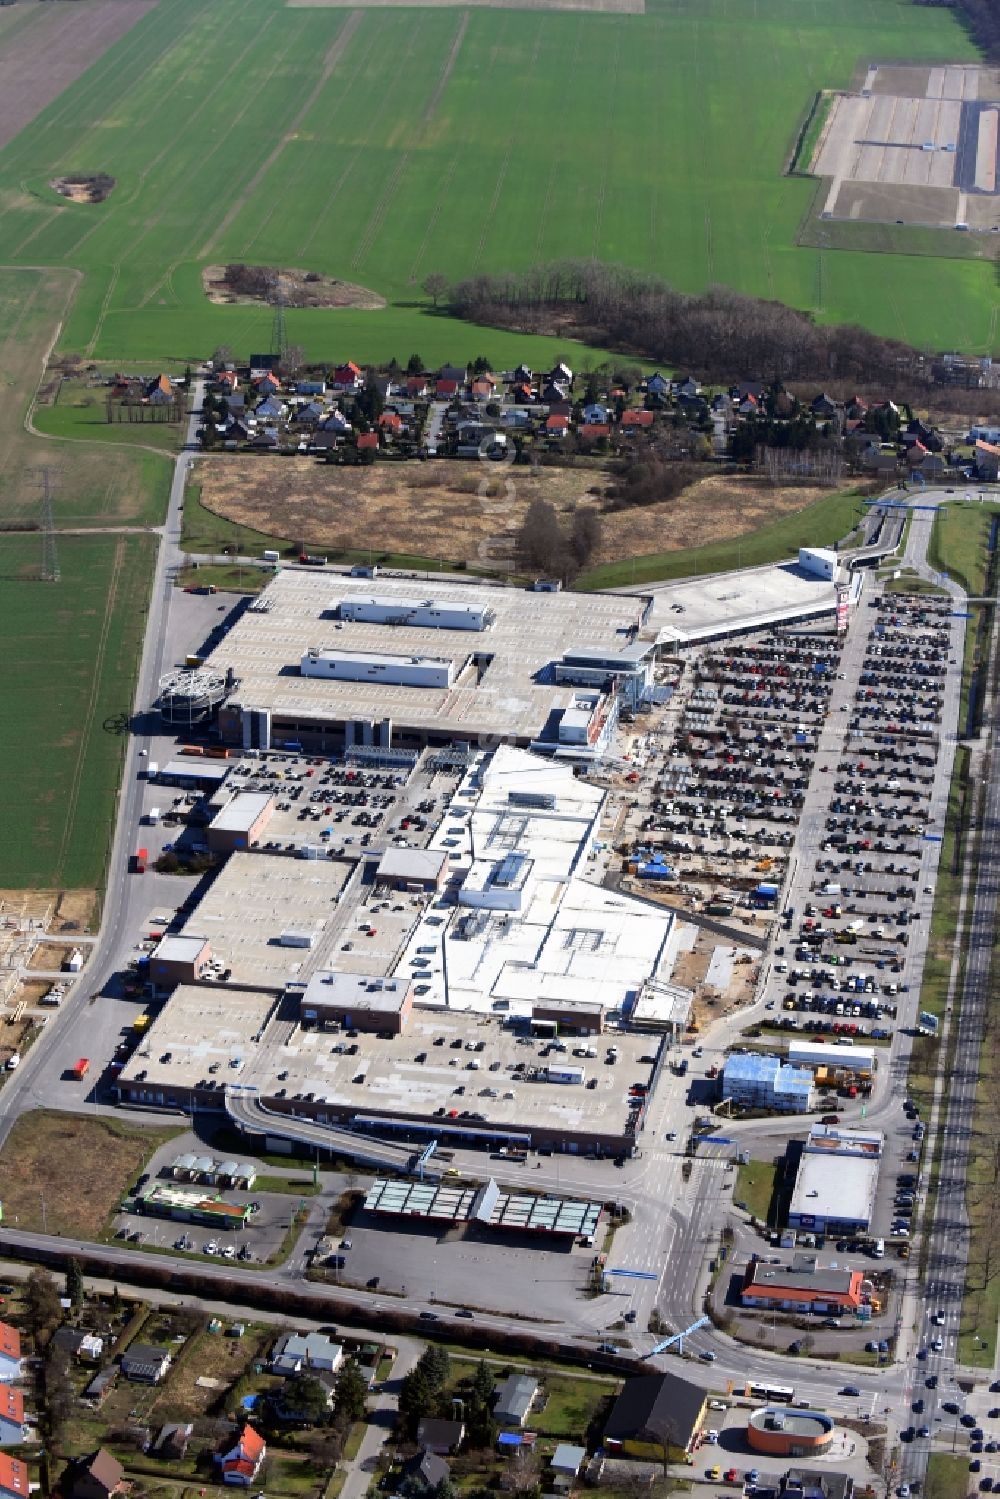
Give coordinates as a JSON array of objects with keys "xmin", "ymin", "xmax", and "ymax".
[
  {"xmin": 270, "ymin": 276, "xmax": 287, "ymax": 363},
  {"xmin": 39, "ymin": 467, "xmax": 59, "ymax": 583}
]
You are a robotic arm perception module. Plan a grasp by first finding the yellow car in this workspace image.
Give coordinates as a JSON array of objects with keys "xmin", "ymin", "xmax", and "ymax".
[
  {"xmin": 445, "ymin": 1167, "xmax": 460, "ymax": 1177},
  {"xmin": 706, "ymin": 1467, "xmax": 722, "ymax": 1481}
]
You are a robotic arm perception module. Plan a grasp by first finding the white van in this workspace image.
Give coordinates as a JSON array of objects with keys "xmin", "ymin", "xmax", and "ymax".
[{"xmin": 873, "ymin": 1238, "xmax": 885, "ymax": 1258}]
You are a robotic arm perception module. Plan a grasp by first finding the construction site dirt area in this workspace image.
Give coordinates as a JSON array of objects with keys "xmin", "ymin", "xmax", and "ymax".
[
  {"xmin": 49, "ymin": 174, "xmax": 115, "ymax": 204},
  {"xmin": 25, "ymin": 940, "xmax": 83, "ymax": 973},
  {"xmin": 195, "ymin": 458, "xmax": 845, "ymax": 570},
  {"xmin": 0, "ymin": 1111, "xmax": 183, "ymax": 1241},
  {"xmin": 668, "ymin": 922, "xmax": 761, "ymax": 1023},
  {"xmin": 201, "ymin": 264, "xmax": 385, "ymax": 310}
]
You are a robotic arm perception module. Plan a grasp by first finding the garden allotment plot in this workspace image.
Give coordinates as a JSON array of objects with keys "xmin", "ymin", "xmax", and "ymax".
[{"xmin": 814, "ymin": 64, "xmax": 1000, "ymax": 232}]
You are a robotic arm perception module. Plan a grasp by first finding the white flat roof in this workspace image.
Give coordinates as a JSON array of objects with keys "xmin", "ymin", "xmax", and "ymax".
[
  {"xmin": 299, "ymin": 970, "xmax": 409, "ymax": 1014},
  {"xmin": 376, "ymin": 847, "xmax": 448, "ymax": 882},
  {"xmin": 154, "ymin": 934, "xmax": 209, "ymax": 963},
  {"xmin": 620, "ymin": 561, "xmax": 839, "ymax": 647},
  {"xmin": 209, "ymin": 791, "xmax": 273, "ymax": 833},
  {"xmin": 789, "ymin": 1149, "xmax": 880, "ymax": 1227},
  {"xmin": 207, "ymin": 571, "xmax": 651, "ymax": 742}
]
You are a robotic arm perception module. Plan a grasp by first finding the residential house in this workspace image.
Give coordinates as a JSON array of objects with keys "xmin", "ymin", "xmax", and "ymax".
[
  {"xmin": 861, "ymin": 447, "xmax": 900, "ymax": 477},
  {"xmin": 254, "ymin": 372, "xmax": 282, "ymax": 398},
  {"xmin": 293, "ymin": 401, "xmax": 326, "ymax": 427},
  {"xmin": 439, "ymin": 363, "xmax": 467, "ymax": 385},
  {"xmin": 332, "ymin": 362, "xmax": 364, "ymax": 392},
  {"xmin": 406, "ymin": 375, "xmax": 431, "ymax": 398},
  {"xmin": 493, "ymin": 1373, "xmax": 538, "ymax": 1427},
  {"xmin": 672, "ymin": 375, "xmax": 699, "ymax": 399},
  {"xmin": 378, "ymin": 411, "xmax": 403, "ymax": 436},
  {"xmin": 545, "ymin": 414, "xmax": 570, "ymax": 438},
  {"xmin": 372, "ymin": 375, "xmax": 399, "ymax": 402},
  {"xmin": 52, "ymin": 1328, "xmax": 104, "ymax": 1362},
  {"xmin": 357, "ymin": 432, "xmax": 379, "ymax": 452},
  {"xmin": 146, "ymin": 374, "xmax": 175, "ymax": 405},
  {"xmin": 250, "ymin": 427, "xmax": 279, "ymax": 449},
  {"xmin": 582, "ymin": 403, "xmax": 609, "ymax": 424},
  {"xmin": 120, "ymin": 1342, "xmax": 171, "ymax": 1384},
  {"xmin": 218, "ymin": 1425, "xmax": 267, "ymax": 1486},
  {"xmin": 216, "ymin": 369, "xmax": 239, "ymax": 392},
  {"xmin": 551, "ymin": 1445, "xmax": 587, "ymax": 1477},
  {"xmin": 0, "ymin": 1458, "xmax": 27, "ymax": 1499},
  {"xmin": 255, "ymin": 397, "xmax": 285, "ymax": 421},
  {"xmin": 67, "ymin": 1449, "xmax": 126, "ymax": 1499},
  {"xmin": 734, "ymin": 380, "xmax": 764, "ymax": 403},
  {"xmin": 272, "ymin": 1331, "xmax": 343, "ymax": 1376},
  {"xmin": 913, "ymin": 451, "xmax": 947, "ymax": 480},
  {"xmin": 436, "ymin": 378, "xmax": 459, "ymax": 399},
  {"xmin": 620, "ymin": 409, "xmax": 654, "ymax": 431},
  {"xmin": 512, "ymin": 363, "xmax": 533, "ymax": 385},
  {"xmin": 579, "ymin": 423, "xmax": 611, "ymax": 442},
  {"xmin": 0, "ymin": 1326, "xmax": 21, "ymax": 1383},
  {"xmin": 549, "ymin": 361, "xmax": 573, "ymax": 386},
  {"xmin": 905, "ymin": 439, "xmax": 930, "ymax": 467},
  {"xmin": 153, "ymin": 1424, "xmax": 193, "ymax": 1460},
  {"xmin": 645, "ymin": 373, "xmax": 670, "ymax": 399},
  {"xmin": 510, "ymin": 381, "xmax": 534, "ymax": 405},
  {"xmin": 810, "ymin": 392, "xmax": 838, "ymax": 418},
  {"xmin": 541, "ymin": 381, "xmax": 568, "ymax": 404},
  {"xmin": 321, "ymin": 409, "xmax": 351, "ymax": 433},
  {"xmin": 907, "ymin": 417, "xmax": 941, "ymax": 452},
  {"xmin": 976, "ymin": 440, "xmax": 1000, "ymax": 480},
  {"xmin": 844, "ymin": 394, "xmax": 867, "ymax": 420},
  {"xmin": 0, "ymin": 1390, "xmax": 23, "ymax": 1448},
  {"xmin": 296, "ymin": 380, "xmax": 326, "ymax": 396},
  {"xmin": 603, "ymin": 1371, "xmax": 708, "ymax": 1461},
  {"xmin": 470, "ymin": 378, "xmax": 496, "ymax": 402},
  {"xmin": 738, "ymin": 392, "xmax": 761, "ymax": 417},
  {"xmin": 417, "ymin": 1418, "xmax": 465, "ymax": 1454},
  {"xmin": 223, "ymin": 391, "xmax": 246, "ymax": 414},
  {"xmin": 403, "ymin": 1452, "xmax": 450, "ymax": 1494},
  {"xmin": 248, "ymin": 354, "xmax": 280, "ymax": 378}
]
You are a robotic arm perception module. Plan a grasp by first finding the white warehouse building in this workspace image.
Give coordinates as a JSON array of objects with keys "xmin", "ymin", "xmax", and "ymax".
[
  {"xmin": 337, "ymin": 595, "xmax": 495, "ymax": 632},
  {"xmin": 300, "ymin": 649, "xmax": 455, "ymax": 689}
]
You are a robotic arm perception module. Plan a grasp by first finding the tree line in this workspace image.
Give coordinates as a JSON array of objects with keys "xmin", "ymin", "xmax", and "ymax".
[{"xmin": 446, "ymin": 259, "xmax": 930, "ymax": 388}]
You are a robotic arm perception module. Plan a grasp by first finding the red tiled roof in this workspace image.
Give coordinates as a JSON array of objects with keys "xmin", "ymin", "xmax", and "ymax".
[
  {"xmin": 238, "ymin": 1426, "xmax": 265, "ymax": 1461},
  {"xmin": 378, "ymin": 412, "xmax": 402, "ymax": 429},
  {"xmin": 436, "ymin": 379, "xmax": 458, "ymax": 395},
  {"xmin": 0, "ymin": 1456, "xmax": 27, "ymax": 1499},
  {"xmin": 357, "ymin": 432, "xmax": 379, "ymax": 449},
  {"xmin": 545, "ymin": 414, "xmax": 568, "ymax": 430},
  {"xmin": 0, "ymin": 1387, "xmax": 22, "ymax": 1424},
  {"xmin": 621, "ymin": 409, "xmax": 654, "ymax": 427},
  {"xmin": 977, "ymin": 439, "xmax": 1000, "ymax": 457},
  {"xmin": 579, "ymin": 424, "xmax": 611, "ymax": 439},
  {"xmin": 0, "ymin": 1325, "xmax": 20, "ymax": 1363}
]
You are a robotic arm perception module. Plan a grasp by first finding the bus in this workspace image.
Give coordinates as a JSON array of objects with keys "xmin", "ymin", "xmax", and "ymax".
[{"xmin": 746, "ymin": 1381, "xmax": 795, "ymax": 1403}]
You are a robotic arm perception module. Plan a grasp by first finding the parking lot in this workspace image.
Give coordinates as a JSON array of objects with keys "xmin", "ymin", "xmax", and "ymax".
[
  {"xmin": 319, "ymin": 1209, "xmax": 596, "ymax": 1321},
  {"xmin": 620, "ymin": 630, "xmax": 841, "ymax": 923}
]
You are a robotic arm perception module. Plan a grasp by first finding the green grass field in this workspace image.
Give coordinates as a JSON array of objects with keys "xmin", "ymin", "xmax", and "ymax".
[
  {"xmin": 0, "ymin": 533, "xmax": 156, "ymax": 890},
  {"xmin": 0, "ymin": 0, "xmax": 987, "ymax": 365},
  {"xmin": 579, "ymin": 486, "xmax": 867, "ymax": 588}
]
